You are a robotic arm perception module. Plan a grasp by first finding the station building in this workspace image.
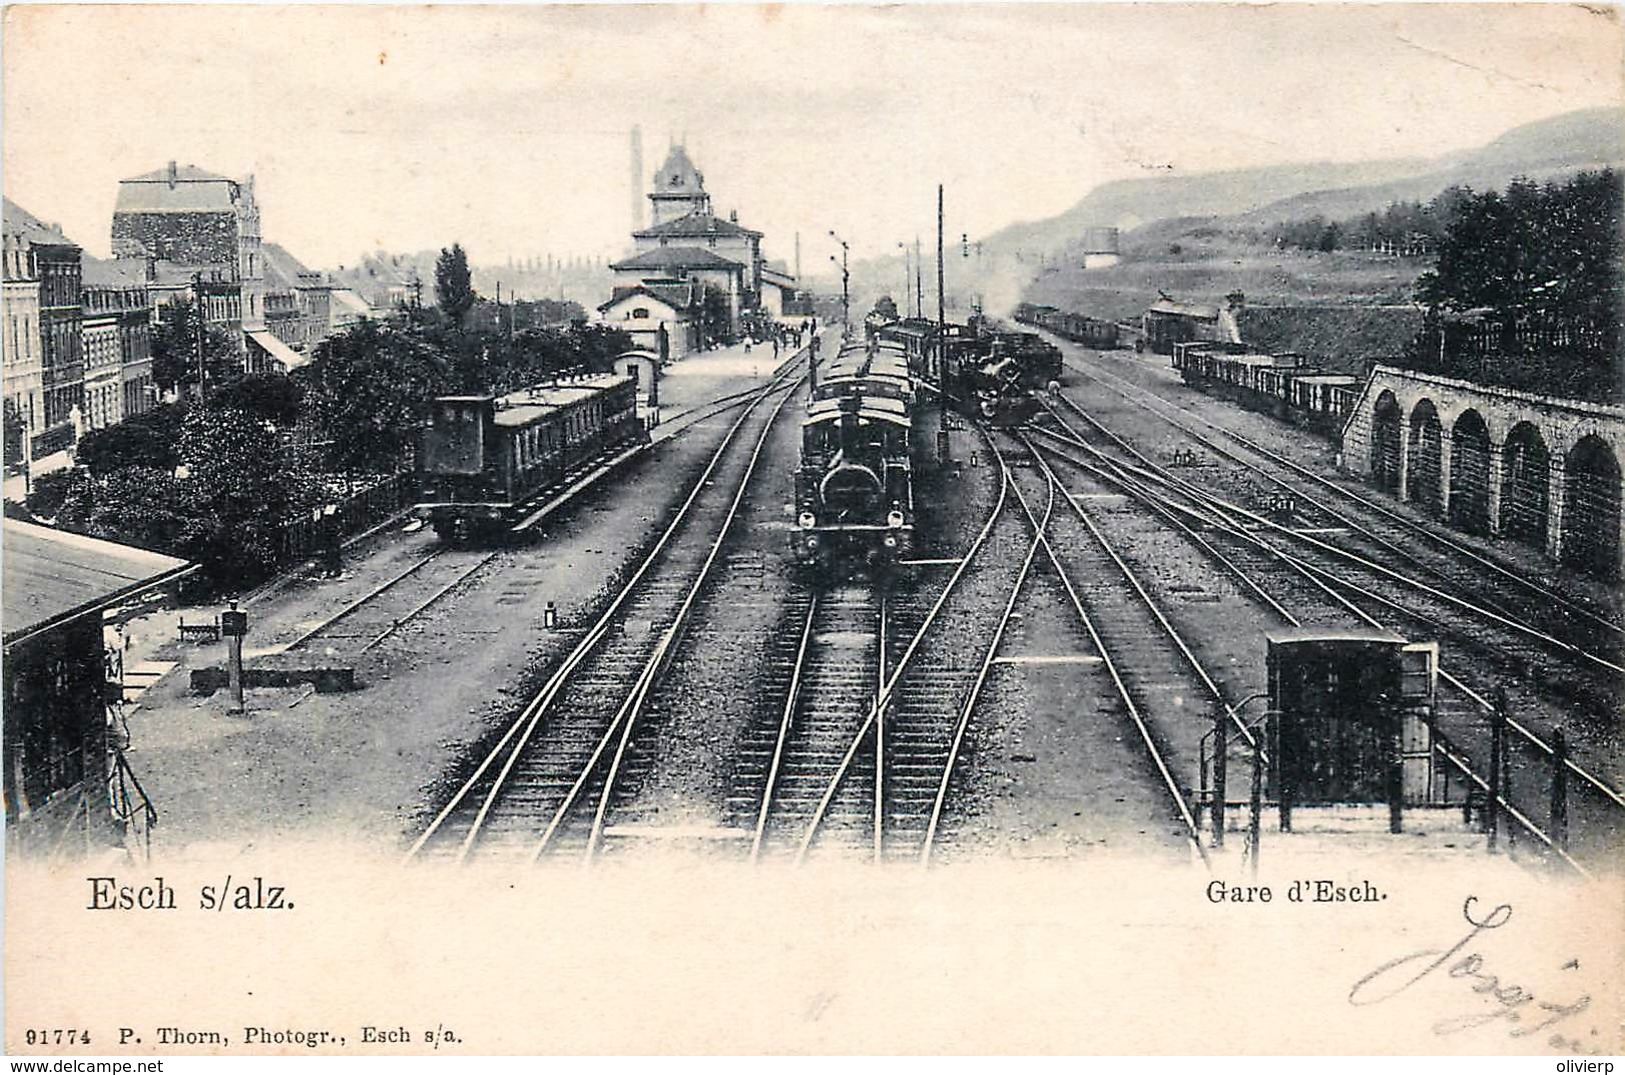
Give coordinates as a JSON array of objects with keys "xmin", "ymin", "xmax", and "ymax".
[
  {"xmin": 601, "ymin": 143, "xmax": 798, "ymax": 353},
  {"xmin": 4, "ymin": 520, "xmax": 192, "ymax": 855}
]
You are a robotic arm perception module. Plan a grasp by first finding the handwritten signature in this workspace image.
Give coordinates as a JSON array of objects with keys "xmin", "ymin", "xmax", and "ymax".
[{"xmin": 1348, "ymin": 896, "xmax": 1605, "ymax": 1052}]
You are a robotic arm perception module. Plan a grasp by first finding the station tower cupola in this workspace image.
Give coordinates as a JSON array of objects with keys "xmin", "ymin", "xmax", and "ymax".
[{"xmin": 648, "ymin": 145, "xmax": 712, "ymax": 226}]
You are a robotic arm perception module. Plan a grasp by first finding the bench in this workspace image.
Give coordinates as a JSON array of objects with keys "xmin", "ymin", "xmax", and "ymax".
[{"xmin": 178, "ymin": 617, "xmax": 222, "ymax": 644}]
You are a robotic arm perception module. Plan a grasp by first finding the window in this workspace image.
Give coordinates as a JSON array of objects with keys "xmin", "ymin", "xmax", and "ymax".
[{"xmin": 631, "ymin": 307, "xmax": 650, "ymax": 320}]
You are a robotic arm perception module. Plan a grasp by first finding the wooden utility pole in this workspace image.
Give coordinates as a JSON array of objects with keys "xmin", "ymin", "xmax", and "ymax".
[
  {"xmin": 192, "ymin": 273, "xmax": 207, "ymax": 398},
  {"xmin": 936, "ymin": 185, "xmax": 949, "ymax": 460},
  {"xmin": 914, "ymin": 237, "xmax": 924, "ymax": 319}
]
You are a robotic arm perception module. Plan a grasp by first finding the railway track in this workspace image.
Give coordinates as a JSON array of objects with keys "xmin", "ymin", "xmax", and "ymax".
[
  {"xmin": 1041, "ymin": 391, "xmax": 1625, "ymax": 695},
  {"xmin": 1005, "ymin": 441, "xmax": 1215, "ymax": 859},
  {"xmin": 741, "ymin": 423, "xmax": 1029, "ymax": 865},
  {"xmin": 1025, "ymin": 405, "xmax": 1616, "ymax": 874},
  {"xmin": 283, "ymin": 546, "xmax": 498, "ymax": 655},
  {"xmin": 1030, "ymin": 397, "xmax": 1625, "ymax": 783},
  {"xmin": 1052, "ymin": 354, "xmax": 1623, "ymax": 657},
  {"xmin": 404, "ymin": 366, "xmax": 805, "ymax": 866}
]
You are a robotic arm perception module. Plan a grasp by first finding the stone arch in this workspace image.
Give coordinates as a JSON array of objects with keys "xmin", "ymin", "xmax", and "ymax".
[
  {"xmin": 1563, "ymin": 435, "xmax": 1621, "ymax": 581},
  {"xmin": 1498, "ymin": 422, "xmax": 1549, "ymax": 549},
  {"xmin": 1370, "ymin": 390, "xmax": 1402, "ymax": 493},
  {"xmin": 1448, "ymin": 409, "xmax": 1492, "ymax": 536},
  {"xmin": 1407, "ymin": 398, "xmax": 1443, "ymax": 515}
]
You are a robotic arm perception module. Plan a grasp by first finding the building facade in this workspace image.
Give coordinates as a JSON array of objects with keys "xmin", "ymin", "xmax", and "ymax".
[
  {"xmin": 3, "ymin": 201, "xmax": 85, "ymax": 457},
  {"xmin": 3, "ymin": 223, "xmax": 43, "ymax": 462},
  {"xmin": 597, "ymin": 282, "xmax": 700, "ymax": 359},
  {"xmin": 81, "ymin": 257, "xmax": 154, "ymax": 426},
  {"xmin": 111, "ymin": 162, "xmax": 259, "ymax": 368},
  {"xmin": 262, "ymin": 243, "xmax": 333, "ymax": 355},
  {"xmin": 602, "ymin": 143, "xmax": 798, "ymax": 350}
]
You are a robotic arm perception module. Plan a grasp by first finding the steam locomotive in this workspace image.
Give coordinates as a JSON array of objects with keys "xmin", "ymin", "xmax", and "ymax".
[
  {"xmin": 793, "ymin": 342, "xmax": 915, "ymax": 572},
  {"xmin": 867, "ymin": 314, "xmax": 1057, "ymax": 426}
]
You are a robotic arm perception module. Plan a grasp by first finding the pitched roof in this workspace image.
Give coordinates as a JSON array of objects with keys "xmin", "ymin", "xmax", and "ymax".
[
  {"xmin": 598, "ymin": 282, "xmax": 697, "ymax": 312},
  {"xmin": 121, "ymin": 163, "xmax": 234, "ymax": 184},
  {"xmin": 81, "ymin": 255, "xmax": 148, "ymax": 289},
  {"xmin": 1146, "ymin": 297, "xmax": 1219, "ymax": 320},
  {"xmin": 262, "ymin": 242, "xmax": 325, "ymax": 292},
  {"xmin": 3, "ymin": 519, "xmax": 192, "ymax": 644},
  {"xmin": 2, "ymin": 198, "xmax": 77, "ymax": 248},
  {"xmin": 610, "ymin": 247, "xmax": 744, "ymax": 272},
  {"xmin": 115, "ymin": 164, "xmax": 240, "ymax": 214},
  {"xmin": 330, "ymin": 288, "xmax": 372, "ymax": 316},
  {"xmin": 634, "ymin": 210, "xmax": 761, "ymax": 240},
  {"xmin": 651, "ymin": 145, "xmax": 704, "ymax": 194}
]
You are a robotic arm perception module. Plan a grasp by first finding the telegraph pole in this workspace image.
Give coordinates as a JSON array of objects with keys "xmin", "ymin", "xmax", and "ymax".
[
  {"xmin": 191, "ymin": 272, "xmax": 206, "ymax": 399},
  {"xmin": 936, "ymin": 185, "xmax": 949, "ymax": 461},
  {"xmin": 914, "ymin": 237, "xmax": 924, "ymax": 318},
  {"xmin": 828, "ymin": 230, "xmax": 850, "ymax": 326}
]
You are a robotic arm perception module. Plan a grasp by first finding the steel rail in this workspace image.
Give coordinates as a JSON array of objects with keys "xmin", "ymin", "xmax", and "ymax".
[
  {"xmin": 1039, "ymin": 397, "xmax": 1625, "ymax": 678},
  {"xmin": 874, "ymin": 593, "xmax": 888, "ymax": 863},
  {"xmin": 286, "ymin": 549, "xmax": 448, "ymax": 651},
  {"xmin": 793, "ymin": 434, "xmax": 1011, "ymax": 864},
  {"xmin": 749, "ymin": 596, "xmax": 819, "ymax": 863},
  {"xmin": 1054, "ymin": 354, "xmax": 1624, "ymax": 640},
  {"xmin": 1031, "ymin": 423, "xmax": 1611, "ymax": 868},
  {"xmin": 401, "ymin": 367, "xmax": 805, "ymax": 864},
  {"xmin": 920, "ymin": 442, "xmax": 1052, "ymax": 865},
  {"xmin": 580, "ymin": 379, "xmax": 801, "ymax": 863},
  {"xmin": 1038, "ymin": 425, "xmax": 1625, "ymax": 817},
  {"xmin": 1024, "ymin": 436, "xmax": 1265, "ymax": 759},
  {"xmin": 1001, "ymin": 445, "xmax": 1211, "ymax": 865}
]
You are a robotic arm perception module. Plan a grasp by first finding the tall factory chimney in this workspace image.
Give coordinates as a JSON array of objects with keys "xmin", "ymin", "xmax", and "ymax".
[
  {"xmin": 630, "ymin": 126, "xmax": 644, "ymax": 233},
  {"xmin": 794, "ymin": 232, "xmax": 801, "ymax": 282}
]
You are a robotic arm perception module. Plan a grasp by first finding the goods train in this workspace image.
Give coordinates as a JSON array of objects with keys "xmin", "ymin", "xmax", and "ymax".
[
  {"xmin": 1014, "ymin": 302, "xmax": 1122, "ymax": 350},
  {"xmin": 1171, "ymin": 342, "xmax": 1360, "ymax": 437},
  {"xmin": 417, "ymin": 372, "xmax": 645, "ymax": 540},
  {"xmin": 794, "ymin": 342, "xmax": 915, "ymax": 571}
]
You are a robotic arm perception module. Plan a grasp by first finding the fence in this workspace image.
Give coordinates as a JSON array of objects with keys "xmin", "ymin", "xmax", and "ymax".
[
  {"xmin": 274, "ymin": 472, "xmax": 415, "ymax": 564},
  {"xmin": 1406, "ymin": 321, "xmax": 1619, "ymax": 403}
]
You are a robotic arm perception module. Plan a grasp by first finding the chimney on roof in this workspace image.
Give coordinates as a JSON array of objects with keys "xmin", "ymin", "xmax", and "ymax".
[
  {"xmin": 167, "ymin": 161, "xmax": 178, "ymax": 188},
  {"xmin": 729, "ymin": 209, "xmax": 738, "ymax": 223}
]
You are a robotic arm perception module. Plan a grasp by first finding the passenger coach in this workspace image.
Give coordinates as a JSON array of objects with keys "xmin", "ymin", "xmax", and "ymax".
[{"xmin": 417, "ymin": 373, "xmax": 644, "ymax": 540}]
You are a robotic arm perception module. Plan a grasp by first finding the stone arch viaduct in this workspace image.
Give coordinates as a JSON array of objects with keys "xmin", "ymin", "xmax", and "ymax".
[{"xmin": 1341, "ymin": 366, "xmax": 1624, "ymax": 579}]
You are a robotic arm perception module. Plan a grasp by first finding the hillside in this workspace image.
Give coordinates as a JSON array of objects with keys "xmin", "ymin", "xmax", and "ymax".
[
  {"xmin": 990, "ymin": 107, "xmax": 1622, "ymax": 366},
  {"xmin": 985, "ymin": 107, "xmax": 1622, "ymax": 261}
]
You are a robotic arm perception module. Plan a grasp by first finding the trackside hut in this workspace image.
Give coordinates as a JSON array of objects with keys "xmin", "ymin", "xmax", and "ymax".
[
  {"xmin": 3, "ymin": 520, "xmax": 193, "ymax": 852},
  {"xmin": 598, "ymin": 283, "xmax": 700, "ymax": 360}
]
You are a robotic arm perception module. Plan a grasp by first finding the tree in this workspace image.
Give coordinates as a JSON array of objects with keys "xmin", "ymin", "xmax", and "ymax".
[
  {"xmin": 435, "ymin": 244, "xmax": 477, "ymax": 328},
  {"xmin": 872, "ymin": 295, "xmax": 899, "ymax": 320},
  {"xmin": 151, "ymin": 297, "xmax": 239, "ymax": 394},
  {"xmin": 79, "ymin": 467, "xmax": 192, "ymax": 555},
  {"xmin": 208, "ymin": 372, "xmax": 305, "ymax": 427},
  {"xmin": 74, "ymin": 404, "xmax": 184, "ymax": 476},
  {"xmin": 296, "ymin": 321, "xmax": 452, "ymax": 473},
  {"xmin": 178, "ymin": 405, "xmax": 306, "ymax": 586}
]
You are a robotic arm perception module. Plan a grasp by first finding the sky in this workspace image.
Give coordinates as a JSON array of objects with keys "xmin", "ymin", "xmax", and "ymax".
[{"xmin": 4, "ymin": 4, "xmax": 1621, "ymax": 278}]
